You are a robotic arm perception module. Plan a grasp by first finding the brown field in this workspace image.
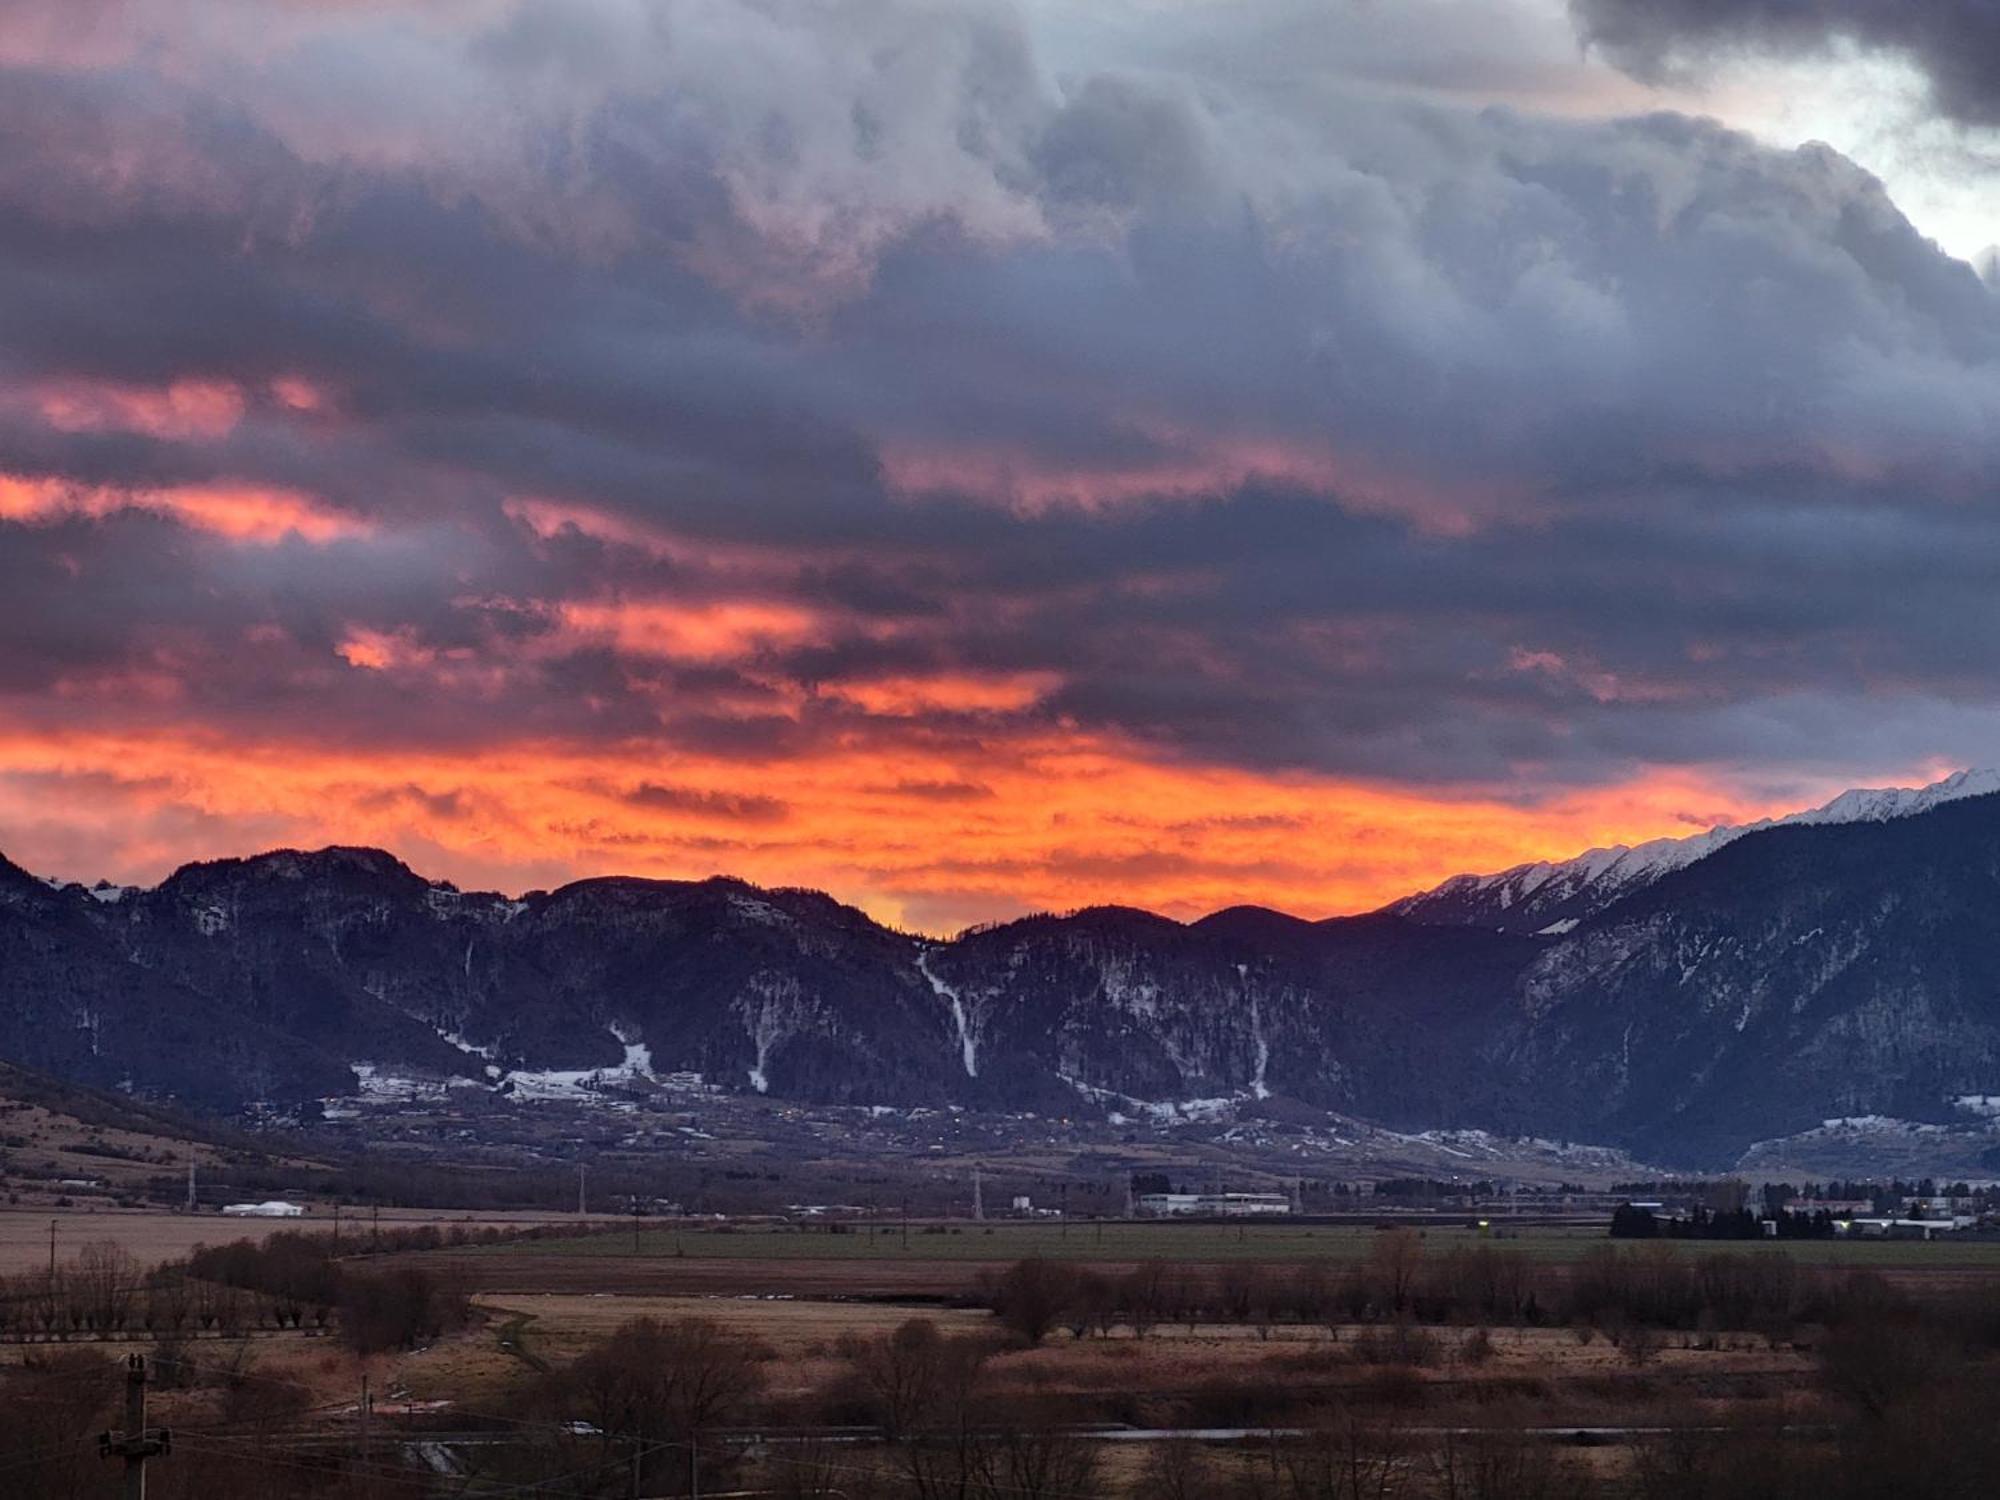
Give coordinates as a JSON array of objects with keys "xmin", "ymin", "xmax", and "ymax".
[
  {"xmin": 6, "ymin": 1217, "xmax": 1997, "ymax": 1497},
  {"xmin": 0, "ymin": 1207, "xmax": 621, "ymax": 1274},
  {"xmin": 406, "ymin": 1241, "xmax": 2000, "ymax": 1304},
  {"xmin": 162, "ymin": 1284, "xmax": 1828, "ymax": 1436}
]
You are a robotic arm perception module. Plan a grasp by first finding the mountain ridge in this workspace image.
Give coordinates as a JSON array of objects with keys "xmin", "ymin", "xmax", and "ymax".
[
  {"xmin": 1386, "ymin": 768, "xmax": 2000, "ymax": 936},
  {"xmin": 37, "ymin": 769, "xmax": 2000, "ymax": 938},
  {"xmin": 7, "ymin": 773, "xmax": 2000, "ymax": 1169}
]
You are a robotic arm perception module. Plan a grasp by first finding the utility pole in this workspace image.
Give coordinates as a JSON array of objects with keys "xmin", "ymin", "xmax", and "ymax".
[
  {"xmin": 359, "ymin": 1372, "xmax": 374, "ymax": 1500},
  {"xmin": 100, "ymin": 1354, "xmax": 170, "ymax": 1498},
  {"xmin": 48, "ymin": 1217, "xmax": 56, "ymax": 1280},
  {"xmin": 577, "ymin": 1161, "xmax": 587, "ymax": 1217},
  {"xmin": 1061, "ymin": 1182, "xmax": 1069, "ymax": 1238},
  {"xmin": 184, "ymin": 1153, "xmax": 197, "ymax": 1214},
  {"xmin": 901, "ymin": 1196, "xmax": 910, "ymax": 1251},
  {"xmin": 972, "ymin": 1167, "xmax": 983, "ymax": 1222}
]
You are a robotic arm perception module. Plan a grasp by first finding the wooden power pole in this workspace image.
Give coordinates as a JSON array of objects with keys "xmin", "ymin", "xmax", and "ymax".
[{"xmin": 100, "ymin": 1354, "xmax": 170, "ymax": 1498}]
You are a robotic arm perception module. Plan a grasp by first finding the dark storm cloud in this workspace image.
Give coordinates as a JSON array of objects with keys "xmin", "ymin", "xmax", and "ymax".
[
  {"xmin": 1, "ymin": 0, "xmax": 1998, "ymax": 806},
  {"xmin": 618, "ymin": 782, "xmax": 791, "ymax": 823},
  {"xmin": 1573, "ymin": 0, "xmax": 2000, "ymax": 126}
]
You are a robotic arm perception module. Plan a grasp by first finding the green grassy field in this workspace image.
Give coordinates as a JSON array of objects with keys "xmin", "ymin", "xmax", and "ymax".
[{"xmin": 475, "ymin": 1219, "xmax": 2000, "ymax": 1268}]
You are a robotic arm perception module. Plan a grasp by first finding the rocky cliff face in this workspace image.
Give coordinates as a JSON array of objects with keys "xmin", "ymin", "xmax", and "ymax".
[{"xmin": 11, "ymin": 788, "xmax": 2000, "ymax": 1166}]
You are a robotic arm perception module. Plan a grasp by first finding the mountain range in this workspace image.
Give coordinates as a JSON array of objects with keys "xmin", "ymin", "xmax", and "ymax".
[
  {"xmin": 1387, "ymin": 768, "xmax": 2000, "ymax": 935},
  {"xmin": 8, "ymin": 770, "xmax": 2000, "ymax": 1168}
]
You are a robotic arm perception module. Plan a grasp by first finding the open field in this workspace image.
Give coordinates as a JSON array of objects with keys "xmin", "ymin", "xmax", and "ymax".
[
  {"xmin": 0, "ymin": 1207, "xmax": 626, "ymax": 1274},
  {"xmin": 9, "ymin": 1223, "xmax": 1999, "ymax": 1498},
  {"xmin": 397, "ymin": 1220, "xmax": 2000, "ymax": 1308},
  {"xmin": 472, "ymin": 1218, "xmax": 2000, "ymax": 1267}
]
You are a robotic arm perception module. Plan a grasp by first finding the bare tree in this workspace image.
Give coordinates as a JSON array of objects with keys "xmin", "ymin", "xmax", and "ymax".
[
  {"xmin": 1366, "ymin": 1230, "xmax": 1423, "ymax": 1318},
  {"xmin": 1430, "ymin": 1424, "xmax": 1585, "ymax": 1500},
  {"xmin": 988, "ymin": 1258, "xmax": 1080, "ymax": 1345},
  {"xmin": 1137, "ymin": 1437, "xmax": 1215, "ymax": 1500},
  {"xmin": 560, "ymin": 1315, "xmax": 769, "ymax": 1495},
  {"xmin": 1121, "ymin": 1261, "xmax": 1170, "ymax": 1340},
  {"xmin": 838, "ymin": 1317, "xmax": 996, "ymax": 1441},
  {"xmin": 76, "ymin": 1240, "xmax": 138, "ymax": 1333}
]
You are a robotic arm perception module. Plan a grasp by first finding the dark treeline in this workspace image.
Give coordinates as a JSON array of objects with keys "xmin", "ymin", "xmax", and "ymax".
[
  {"xmin": 1611, "ymin": 1204, "xmax": 1840, "ymax": 1239},
  {"xmin": 0, "ymin": 1222, "xmax": 579, "ymax": 1355},
  {"xmin": 973, "ymin": 1235, "xmax": 2000, "ymax": 1346},
  {"xmin": 1370, "ymin": 1177, "xmax": 1503, "ymax": 1200},
  {"xmin": 1130, "ymin": 1173, "xmax": 1575, "ymax": 1202},
  {"xmin": 7, "ymin": 1232, "xmax": 2000, "ymax": 1499}
]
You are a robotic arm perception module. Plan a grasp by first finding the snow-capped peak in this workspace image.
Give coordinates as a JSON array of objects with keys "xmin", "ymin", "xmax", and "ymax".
[
  {"xmin": 1782, "ymin": 768, "xmax": 2000, "ymax": 827},
  {"xmin": 1393, "ymin": 769, "xmax": 2000, "ymax": 935}
]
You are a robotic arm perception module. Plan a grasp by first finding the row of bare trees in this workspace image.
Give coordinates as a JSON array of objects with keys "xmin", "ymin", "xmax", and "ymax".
[
  {"xmin": 977, "ymin": 1235, "xmax": 2000, "ymax": 1345},
  {"xmin": 0, "ymin": 1244, "xmax": 243, "ymax": 1341},
  {"xmin": 0, "ymin": 1232, "xmax": 470, "ymax": 1353}
]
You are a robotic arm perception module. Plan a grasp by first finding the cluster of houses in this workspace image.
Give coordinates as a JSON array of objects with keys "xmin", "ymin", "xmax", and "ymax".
[
  {"xmin": 1135, "ymin": 1190, "xmax": 1294, "ymax": 1218},
  {"xmin": 1622, "ymin": 1188, "xmax": 2000, "ymax": 1241},
  {"xmin": 1822, "ymin": 1193, "xmax": 1994, "ymax": 1239}
]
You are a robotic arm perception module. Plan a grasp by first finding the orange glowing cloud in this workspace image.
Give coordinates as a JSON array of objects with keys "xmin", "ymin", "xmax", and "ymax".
[
  {"xmin": 557, "ymin": 599, "xmax": 826, "ymax": 661},
  {"xmin": 34, "ymin": 377, "xmax": 246, "ymax": 441},
  {"xmin": 0, "ymin": 473, "xmax": 369, "ymax": 544},
  {"xmin": 821, "ymin": 671, "xmax": 1062, "ymax": 716},
  {"xmin": 879, "ymin": 424, "xmax": 1514, "ymax": 533},
  {"xmin": 0, "ymin": 719, "xmax": 1885, "ymax": 936}
]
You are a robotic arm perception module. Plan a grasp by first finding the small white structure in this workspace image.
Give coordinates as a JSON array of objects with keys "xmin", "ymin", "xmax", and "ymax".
[
  {"xmin": 1138, "ymin": 1191, "xmax": 1292, "ymax": 1218},
  {"xmin": 221, "ymin": 1200, "xmax": 305, "ymax": 1218}
]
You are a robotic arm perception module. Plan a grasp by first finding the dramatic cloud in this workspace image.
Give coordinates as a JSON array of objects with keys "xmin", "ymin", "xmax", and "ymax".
[
  {"xmin": 0, "ymin": 0, "xmax": 1996, "ymax": 927},
  {"xmin": 1573, "ymin": 1, "xmax": 2000, "ymax": 126}
]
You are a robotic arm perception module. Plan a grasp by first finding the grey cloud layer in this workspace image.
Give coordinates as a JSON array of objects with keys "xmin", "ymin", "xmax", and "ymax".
[
  {"xmin": 2, "ymin": 0, "xmax": 1999, "ymax": 794},
  {"xmin": 1574, "ymin": 0, "xmax": 2000, "ymax": 126}
]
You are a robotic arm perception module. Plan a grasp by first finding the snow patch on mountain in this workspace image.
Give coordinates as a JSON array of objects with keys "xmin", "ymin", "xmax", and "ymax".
[
  {"xmin": 350, "ymin": 1062, "xmax": 475, "ymax": 1103},
  {"xmin": 918, "ymin": 948, "xmax": 978, "ymax": 1078},
  {"xmin": 609, "ymin": 1022, "xmax": 655, "ymax": 1080},
  {"xmin": 1061, "ymin": 1075, "xmax": 1246, "ymax": 1126}
]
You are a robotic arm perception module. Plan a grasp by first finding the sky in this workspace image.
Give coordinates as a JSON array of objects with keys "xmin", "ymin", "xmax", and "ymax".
[{"xmin": 2, "ymin": 0, "xmax": 1999, "ymax": 933}]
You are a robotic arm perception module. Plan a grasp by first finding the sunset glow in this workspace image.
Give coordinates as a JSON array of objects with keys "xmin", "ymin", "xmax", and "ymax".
[
  {"xmin": 3, "ymin": 0, "xmax": 1997, "ymax": 932},
  {"xmin": 0, "ymin": 724, "xmax": 1865, "ymax": 935}
]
